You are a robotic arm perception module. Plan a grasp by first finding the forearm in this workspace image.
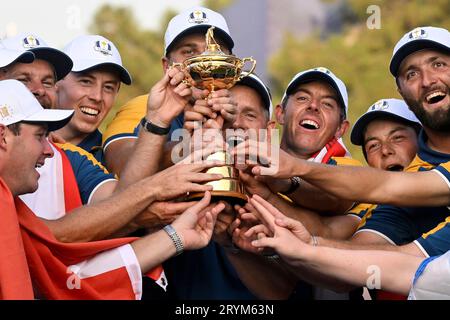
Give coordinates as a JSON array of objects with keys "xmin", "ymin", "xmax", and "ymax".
[
  {"xmin": 225, "ymin": 250, "xmax": 297, "ymax": 299},
  {"xmin": 290, "ymin": 246, "xmax": 423, "ymax": 295},
  {"xmin": 295, "ymin": 161, "xmax": 450, "ymax": 207},
  {"xmin": 288, "ymin": 180, "xmax": 354, "ymax": 214},
  {"xmin": 117, "ymin": 130, "xmax": 166, "ymax": 189},
  {"xmin": 131, "ymin": 229, "xmax": 176, "ymax": 274},
  {"xmin": 267, "ymin": 193, "xmax": 332, "ymax": 237},
  {"xmin": 104, "ymin": 138, "xmax": 137, "ymax": 177},
  {"xmin": 43, "ymin": 177, "xmax": 158, "ymax": 242}
]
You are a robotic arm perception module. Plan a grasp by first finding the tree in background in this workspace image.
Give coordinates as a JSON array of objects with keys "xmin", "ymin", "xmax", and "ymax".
[
  {"xmin": 269, "ymin": 0, "xmax": 450, "ymax": 162},
  {"xmin": 89, "ymin": 5, "xmax": 175, "ymax": 130}
]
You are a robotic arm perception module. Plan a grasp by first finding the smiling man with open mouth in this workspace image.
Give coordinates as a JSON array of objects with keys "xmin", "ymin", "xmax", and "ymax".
[{"xmin": 55, "ymin": 35, "xmax": 132, "ymax": 163}]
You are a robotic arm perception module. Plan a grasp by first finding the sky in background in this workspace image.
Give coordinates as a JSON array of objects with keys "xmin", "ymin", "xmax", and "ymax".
[{"xmin": 1, "ymin": 0, "xmax": 201, "ymax": 47}]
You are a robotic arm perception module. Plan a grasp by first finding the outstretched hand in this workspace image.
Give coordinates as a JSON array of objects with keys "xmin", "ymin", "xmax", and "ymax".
[
  {"xmin": 245, "ymin": 195, "xmax": 314, "ymax": 263},
  {"xmin": 172, "ymin": 191, "xmax": 225, "ymax": 250},
  {"xmin": 146, "ymin": 66, "xmax": 193, "ymax": 128}
]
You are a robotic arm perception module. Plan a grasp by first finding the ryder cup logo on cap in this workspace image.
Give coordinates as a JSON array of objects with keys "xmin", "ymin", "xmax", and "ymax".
[
  {"xmin": 371, "ymin": 100, "xmax": 389, "ymax": 111},
  {"xmin": 0, "ymin": 104, "xmax": 14, "ymax": 122},
  {"xmin": 351, "ymin": 98, "xmax": 421, "ymax": 146},
  {"xmin": 22, "ymin": 35, "xmax": 40, "ymax": 48},
  {"xmin": 164, "ymin": 6, "xmax": 234, "ymax": 55},
  {"xmin": 409, "ymin": 27, "xmax": 428, "ymax": 40},
  {"xmin": 63, "ymin": 35, "xmax": 132, "ymax": 85},
  {"xmin": 94, "ymin": 40, "xmax": 113, "ymax": 56},
  {"xmin": 390, "ymin": 26, "xmax": 450, "ymax": 77},
  {"xmin": 1, "ymin": 33, "xmax": 73, "ymax": 81},
  {"xmin": 189, "ymin": 10, "xmax": 208, "ymax": 24},
  {"xmin": 282, "ymin": 67, "xmax": 349, "ymax": 118}
]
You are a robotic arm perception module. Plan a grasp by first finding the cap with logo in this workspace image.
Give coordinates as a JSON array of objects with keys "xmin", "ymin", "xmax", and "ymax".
[
  {"xmin": 0, "ymin": 79, "xmax": 73, "ymax": 131},
  {"xmin": 282, "ymin": 67, "xmax": 348, "ymax": 118},
  {"xmin": 239, "ymin": 74, "xmax": 273, "ymax": 119},
  {"xmin": 0, "ymin": 42, "xmax": 35, "ymax": 68},
  {"xmin": 1, "ymin": 33, "xmax": 73, "ymax": 81},
  {"xmin": 164, "ymin": 6, "xmax": 234, "ymax": 55},
  {"xmin": 390, "ymin": 26, "xmax": 450, "ymax": 77},
  {"xmin": 351, "ymin": 98, "xmax": 421, "ymax": 146},
  {"xmin": 63, "ymin": 35, "xmax": 132, "ymax": 85}
]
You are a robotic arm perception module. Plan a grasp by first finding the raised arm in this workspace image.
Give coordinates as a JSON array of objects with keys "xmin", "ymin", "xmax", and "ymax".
[{"xmin": 247, "ymin": 145, "xmax": 450, "ymax": 207}]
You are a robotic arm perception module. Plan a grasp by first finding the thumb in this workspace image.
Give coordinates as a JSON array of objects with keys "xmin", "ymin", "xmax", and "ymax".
[{"xmin": 186, "ymin": 191, "xmax": 212, "ymax": 214}]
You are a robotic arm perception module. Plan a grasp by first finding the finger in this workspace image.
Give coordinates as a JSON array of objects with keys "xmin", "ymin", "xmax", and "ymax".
[
  {"xmin": 184, "ymin": 111, "xmax": 205, "ymax": 122},
  {"xmin": 210, "ymin": 89, "xmax": 230, "ymax": 98},
  {"xmin": 187, "ymin": 191, "xmax": 211, "ymax": 213},
  {"xmin": 204, "ymin": 119, "xmax": 221, "ymax": 129},
  {"xmin": 252, "ymin": 194, "xmax": 287, "ymax": 220},
  {"xmin": 249, "ymin": 196, "xmax": 276, "ymax": 227},
  {"xmin": 168, "ymin": 69, "xmax": 186, "ymax": 85},
  {"xmin": 187, "ymin": 172, "xmax": 223, "ymax": 183},
  {"xmin": 177, "ymin": 87, "xmax": 192, "ymax": 98},
  {"xmin": 244, "ymin": 224, "xmax": 270, "ymax": 238},
  {"xmin": 221, "ymin": 109, "xmax": 236, "ymax": 122},
  {"xmin": 251, "ymin": 237, "xmax": 277, "ymax": 249},
  {"xmin": 193, "ymin": 105, "xmax": 216, "ymax": 119},
  {"xmin": 165, "ymin": 201, "xmax": 198, "ymax": 214}
]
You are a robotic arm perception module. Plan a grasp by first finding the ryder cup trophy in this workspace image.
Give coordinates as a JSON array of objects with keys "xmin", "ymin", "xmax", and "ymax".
[{"xmin": 173, "ymin": 26, "xmax": 256, "ymax": 205}]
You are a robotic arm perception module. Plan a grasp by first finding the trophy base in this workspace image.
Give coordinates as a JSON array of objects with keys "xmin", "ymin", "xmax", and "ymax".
[{"xmin": 186, "ymin": 190, "xmax": 247, "ymax": 207}]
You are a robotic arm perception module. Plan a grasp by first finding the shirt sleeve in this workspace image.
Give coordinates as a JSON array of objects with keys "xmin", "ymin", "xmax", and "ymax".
[
  {"xmin": 102, "ymin": 94, "xmax": 148, "ymax": 151},
  {"xmin": 58, "ymin": 143, "xmax": 117, "ymax": 204}
]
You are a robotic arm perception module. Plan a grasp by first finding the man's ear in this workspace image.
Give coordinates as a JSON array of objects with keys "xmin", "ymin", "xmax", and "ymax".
[
  {"xmin": 162, "ymin": 56, "xmax": 170, "ymax": 72},
  {"xmin": 275, "ymin": 104, "xmax": 285, "ymax": 125},
  {"xmin": 335, "ymin": 119, "xmax": 350, "ymax": 139},
  {"xmin": 0, "ymin": 125, "xmax": 8, "ymax": 151}
]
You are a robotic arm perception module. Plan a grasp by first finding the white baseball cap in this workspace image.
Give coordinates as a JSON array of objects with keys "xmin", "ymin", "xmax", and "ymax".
[
  {"xmin": 238, "ymin": 74, "xmax": 273, "ymax": 119},
  {"xmin": 351, "ymin": 98, "xmax": 421, "ymax": 146},
  {"xmin": 63, "ymin": 35, "xmax": 132, "ymax": 85},
  {"xmin": 164, "ymin": 6, "xmax": 234, "ymax": 55},
  {"xmin": 390, "ymin": 26, "xmax": 450, "ymax": 77},
  {"xmin": 0, "ymin": 79, "xmax": 73, "ymax": 131},
  {"xmin": 0, "ymin": 42, "xmax": 35, "ymax": 68},
  {"xmin": 281, "ymin": 67, "xmax": 348, "ymax": 118},
  {"xmin": 1, "ymin": 33, "xmax": 73, "ymax": 81}
]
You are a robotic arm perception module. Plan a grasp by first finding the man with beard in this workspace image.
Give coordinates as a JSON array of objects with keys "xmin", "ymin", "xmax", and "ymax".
[{"xmin": 245, "ymin": 26, "xmax": 450, "ymax": 295}]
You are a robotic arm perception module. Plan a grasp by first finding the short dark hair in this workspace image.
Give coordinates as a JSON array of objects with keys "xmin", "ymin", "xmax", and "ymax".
[{"xmin": 7, "ymin": 122, "xmax": 22, "ymax": 136}]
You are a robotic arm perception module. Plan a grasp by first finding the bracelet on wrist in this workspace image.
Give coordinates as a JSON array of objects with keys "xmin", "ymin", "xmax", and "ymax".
[
  {"xmin": 163, "ymin": 225, "xmax": 184, "ymax": 256},
  {"xmin": 140, "ymin": 117, "xmax": 171, "ymax": 135}
]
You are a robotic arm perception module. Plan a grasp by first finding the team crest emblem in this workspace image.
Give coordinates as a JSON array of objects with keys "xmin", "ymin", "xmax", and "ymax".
[
  {"xmin": 22, "ymin": 35, "xmax": 40, "ymax": 48},
  {"xmin": 409, "ymin": 28, "xmax": 427, "ymax": 40},
  {"xmin": 94, "ymin": 40, "xmax": 113, "ymax": 56},
  {"xmin": 188, "ymin": 10, "xmax": 208, "ymax": 24},
  {"xmin": 314, "ymin": 67, "xmax": 331, "ymax": 75},
  {"xmin": 371, "ymin": 100, "xmax": 389, "ymax": 111},
  {"xmin": 0, "ymin": 105, "xmax": 13, "ymax": 120}
]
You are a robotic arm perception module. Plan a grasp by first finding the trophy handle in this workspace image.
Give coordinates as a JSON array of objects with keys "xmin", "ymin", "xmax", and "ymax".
[{"xmin": 238, "ymin": 57, "xmax": 256, "ymax": 80}]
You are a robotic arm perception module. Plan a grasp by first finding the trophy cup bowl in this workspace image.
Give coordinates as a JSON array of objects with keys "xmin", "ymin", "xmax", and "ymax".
[{"xmin": 174, "ymin": 26, "xmax": 256, "ymax": 205}]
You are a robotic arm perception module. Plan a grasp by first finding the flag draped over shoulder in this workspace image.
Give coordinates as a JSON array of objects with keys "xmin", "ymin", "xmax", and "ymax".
[
  {"xmin": 1, "ymin": 177, "xmax": 165, "ymax": 300},
  {"xmin": 0, "ymin": 178, "xmax": 34, "ymax": 300},
  {"xmin": 310, "ymin": 137, "xmax": 351, "ymax": 163}
]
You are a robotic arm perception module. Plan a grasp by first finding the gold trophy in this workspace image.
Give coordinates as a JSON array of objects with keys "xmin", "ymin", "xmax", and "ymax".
[{"xmin": 173, "ymin": 26, "xmax": 256, "ymax": 205}]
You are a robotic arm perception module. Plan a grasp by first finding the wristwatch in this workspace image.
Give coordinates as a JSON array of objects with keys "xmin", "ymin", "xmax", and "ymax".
[
  {"xmin": 140, "ymin": 117, "xmax": 171, "ymax": 135},
  {"xmin": 285, "ymin": 176, "xmax": 302, "ymax": 194},
  {"xmin": 163, "ymin": 225, "xmax": 184, "ymax": 256}
]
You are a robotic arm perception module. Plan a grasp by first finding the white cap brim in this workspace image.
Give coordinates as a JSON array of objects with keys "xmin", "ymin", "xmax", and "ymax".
[
  {"xmin": 72, "ymin": 59, "xmax": 132, "ymax": 85},
  {"xmin": 24, "ymin": 109, "xmax": 74, "ymax": 132},
  {"xmin": 0, "ymin": 49, "xmax": 34, "ymax": 68}
]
